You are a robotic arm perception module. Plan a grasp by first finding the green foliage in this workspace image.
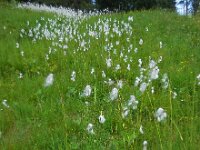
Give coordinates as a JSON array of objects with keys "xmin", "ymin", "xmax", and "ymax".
[{"xmin": 0, "ymin": 3, "xmax": 200, "ymax": 149}]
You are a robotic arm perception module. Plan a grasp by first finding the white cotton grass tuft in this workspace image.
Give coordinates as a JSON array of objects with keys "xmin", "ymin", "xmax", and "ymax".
[
  {"xmin": 139, "ymin": 125, "xmax": 144, "ymax": 134},
  {"xmin": 139, "ymin": 38, "xmax": 143, "ymax": 45},
  {"xmin": 159, "ymin": 41, "xmax": 163, "ymax": 49},
  {"xmin": 70, "ymin": 71, "xmax": 76, "ymax": 81},
  {"xmin": 82, "ymin": 85, "xmax": 92, "ymax": 97},
  {"xmin": 18, "ymin": 72, "xmax": 23, "ymax": 79},
  {"xmin": 143, "ymin": 140, "xmax": 148, "ymax": 150},
  {"xmin": 155, "ymin": 108, "xmax": 167, "ymax": 122},
  {"xmin": 44, "ymin": 73, "xmax": 54, "ymax": 87},
  {"xmin": 110, "ymin": 88, "xmax": 118, "ymax": 101},
  {"xmin": 162, "ymin": 73, "xmax": 169, "ymax": 89},
  {"xmin": 128, "ymin": 95, "xmax": 138, "ymax": 110},
  {"xmin": 139, "ymin": 82, "xmax": 147, "ymax": 93},
  {"xmin": 2, "ymin": 100, "xmax": 9, "ymax": 108},
  {"xmin": 149, "ymin": 66, "xmax": 159, "ymax": 80},
  {"xmin": 122, "ymin": 107, "xmax": 129, "ymax": 118},
  {"xmin": 86, "ymin": 123, "xmax": 94, "ymax": 134},
  {"xmin": 117, "ymin": 80, "xmax": 123, "ymax": 89},
  {"xmin": 106, "ymin": 58, "xmax": 112, "ymax": 68},
  {"xmin": 197, "ymin": 74, "xmax": 200, "ymax": 85},
  {"xmin": 98, "ymin": 112, "xmax": 106, "ymax": 124}
]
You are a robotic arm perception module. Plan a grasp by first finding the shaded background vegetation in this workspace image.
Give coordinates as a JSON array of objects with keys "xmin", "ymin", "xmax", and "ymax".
[{"xmin": 4, "ymin": 0, "xmax": 199, "ymax": 12}]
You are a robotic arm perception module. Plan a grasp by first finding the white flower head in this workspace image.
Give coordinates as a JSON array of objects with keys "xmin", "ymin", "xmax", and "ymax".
[
  {"xmin": 19, "ymin": 72, "xmax": 23, "ymax": 79},
  {"xmin": 110, "ymin": 88, "xmax": 118, "ymax": 101},
  {"xmin": 82, "ymin": 85, "xmax": 92, "ymax": 97},
  {"xmin": 127, "ymin": 64, "xmax": 131, "ymax": 71},
  {"xmin": 117, "ymin": 80, "xmax": 123, "ymax": 89},
  {"xmin": 149, "ymin": 66, "xmax": 159, "ymax": 80},
  {"xmin": 160, "ymin": 41, "xmax": 163, "ymax": 49},
  {"xmin": 106, "ymin": 58, "xmax": 112, "ymax": 68},
  {"xmin": 16, "ymin": 42, "xmax": 19, "ymax": 48},
  {"xmin": 99, "ymin": 113, "xmax": 106, "ymax": 124},
  {"xmin": 155, "ymin": 108, "xmax": 167, "ymax": 122},
  {"xmin": 143, "ymin": 140, "xmax": 148, "ymax": 150},
  {"xmin": 172, "ymin": 91, "xmax": 177, "ymax": 99},
  {"xmin": 162, "ymin": 73, "xmax": 169, "ymax": 89},
  {"xmin": 87, "ymin": 123, "xmax": 94, "ymax": 134},
  {"xmin": 122, "ymin": 107, "xmax": 129, "ymax": 118},
  {"xmin": 139, "ymin": 125, "xmax": 144, "ymax": 134},
  {"xmin": 128, "ymin": 95, "xmax": 138, "ymax": 110},
  {"xmin": 2, "ymin": 99, "xmax": 9, "ymax": 108},
  {"xmin": 128, "ymin": 16, "xmax": 133, "ymax": 22},
  {"xmin": 71, "ymin": 71, "xmax": 76, "ymax": 81},
  {"xmin": 44, "ymin": 73, "xmax": 54, "ymax": 87},
  {"xmin": 20, "ymin": 51, "xmax": 24, "ymax": 57},
  {"xmin": 197, "ymin": 74, "xmax": 200, "ymax": 85},
  {"xmin": 139, "ymin": 38, "xmax": 143, "ymax": 45},
  {"xmin": 149, "ymin": 60, "xmax": 156, "ymax": 69},
  {"xmin": 140, "ymin": 82, "xmax": 147, "ymax": 93},
  {"xmin": 115, "ymin": 64, "xmax": 121, "ymax": 71},
  {"xmin": 91, "ymin": 68, "xmax": 95, "ymax": 75},
  {"xmin": 151, "ymin": 86, "xmax": 155, "ymax": 94},
  {"xmin": 102, "ymin": 71, "xmax": 106, "ymax": 78}
]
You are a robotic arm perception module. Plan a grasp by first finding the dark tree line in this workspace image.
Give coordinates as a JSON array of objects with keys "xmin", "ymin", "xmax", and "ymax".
[{"xmin": 6, "ymin": 0, "xmax": 200, "ymax": 13}]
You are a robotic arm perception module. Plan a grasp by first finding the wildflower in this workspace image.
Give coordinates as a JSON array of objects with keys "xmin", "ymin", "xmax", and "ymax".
[
  {"xmin": 140, "ymin": 82, "xmax": 147, "ymax": 93},
  {"xmin": 102, "ymin": 71, "xmax": 106, "ymax": 78},
  {"xmin": 127, "ymin": 64, "xmax": 131, "ymax": 71},
  {"xmin": 134, "ymin": 77, "xmax": 141, "ymax": 87},
  {"xmin": 98, "ymin": 112, "xmax": 106, "ymax": 124},
  {"xmin": 44, "ymin": 73, "xmax": 54, "ymax": 87},
  {"xmin": 139, "ymin": 38, "xmax": 143, "ymax": 45},
  {"xmin": 145, "ymin": 27, "xmax": 149, "ymax": 32},
  {"xmin": 91, "ymin": 68, "xmax": 95, "ymax": 75},
  {"xmin": 139, "ymin": 125, "xmax": 144, "ymax": 134},
  {"xmin": 128, "ymin": 16, "xmax": 133, "ymax": 22},
  {"xmin": 149, "ymin": 66, "xmax": 159, "ymax": 80},
  {"xmin": 149, "ymin": 60, "xmax": 156, "ymax": 69},
  {"xmin": 138, "ymin": 59, "xmax": 142, "ymax": 68},
  {"xmin": 87, "ymin": 123, "xmax": 94, "ymax": 134},
  {"xmin": 122, "ymin": 107, "xmax": 129, "ymax": 118},
  {"xmin": 19, "ymin": 72, "xmax": 23, "ymax": 79},
  {"xmin": 197, "ymin": 74, "xmax": 200, "ymax": 85},
  {"xmin": 143, "ymin": 141, "xmax": 148, "ymax": 150},
  {"xmin": 134, "ymin": 48, "xmax": 138, "ymax": 53},
  {"xmin": 151, "ymin": 87, "xmax": 154, "ymax": 94},
  {"xmin": 70, "ymin": 71, "xmax": 76, "ymax": 81},
  {"xmin": 160, "ymin": 41, "xmax": 163, "ymax": 49},
  {"xmin": 82, "ymin": 85, "xmax": 92, "ymax": 97},
  {"xmin": 128, "ymin": 95, "xmax": 138, "ymax": 110},
  {"xmin": 161, "ymin": 73, "xmax": 169, "ymax": 89},
  {"xmin": 116, "ymin": 41, "xmax": 120, "ymax": 45},
  {"xmin": 110, "ymin": 88, "xmax": 118, "ymax": 101},
  {"xmin": 20, "ymin": 51, "xmax": 24, "ymax": 57},
  {"xmin": 16, "ymin": 42, "xmax": 19, "ymax": 48},
  {"xmin": 155, "ymin": 108, "xmax": 167, "ymax": 122},
  {"xmin": 115, "ymin": 64, "xmax": 121, "ymax": 71},
  {"xmin": 106, "ymin": 58, "xmax": 112, "ymax": 68},
  {"xmin": 117, "ymin": 80, "xmax": 123, "ymax": 89},
  {"xmin": 172, "ymin": 91, "xmax": 177, "ymax": 99},
  {"xmin": 2, "ymin": 100, "xmax": 9, "ymax": 108}
]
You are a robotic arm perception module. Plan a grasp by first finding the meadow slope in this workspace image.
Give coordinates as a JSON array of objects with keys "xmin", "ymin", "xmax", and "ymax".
[{"xmin": 0, "ymin": 3, "xmax": 200, "ymax": 149}]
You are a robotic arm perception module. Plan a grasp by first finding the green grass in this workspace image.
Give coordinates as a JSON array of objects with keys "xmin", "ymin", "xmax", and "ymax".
[{"xmin": 0, "ymin": 3, "xmax": 200, "ymax": 149}]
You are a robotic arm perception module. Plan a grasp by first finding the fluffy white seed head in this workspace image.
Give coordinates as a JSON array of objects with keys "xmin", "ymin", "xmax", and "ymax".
[
  {"xmin": 44, "ymin": 73, "xmax": 54, "ymax": 87},
  {"xmin": 110, "ymin": 88, "xmax": 118, "ymax": 101},
  {"xmin": 155, "ymin": 108, "xmax": 167, "ymax": 122}
]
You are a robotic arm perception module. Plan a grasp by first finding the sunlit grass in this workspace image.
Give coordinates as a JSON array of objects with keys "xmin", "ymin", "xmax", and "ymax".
[{"xmin": 0, "ymin": 3, "xmax": 200, "ymax": 149}]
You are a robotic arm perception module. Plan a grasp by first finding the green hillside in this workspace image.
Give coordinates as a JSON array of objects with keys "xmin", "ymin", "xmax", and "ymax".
[{"xmin": 0, "ymin": 3, "xmax": 200, "ymax": 149}]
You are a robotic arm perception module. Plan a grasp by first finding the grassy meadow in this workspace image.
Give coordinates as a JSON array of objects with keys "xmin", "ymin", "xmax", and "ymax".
[{"xmin": 0, "ymin": 2, "xmax": 200, "ymax": 149}]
